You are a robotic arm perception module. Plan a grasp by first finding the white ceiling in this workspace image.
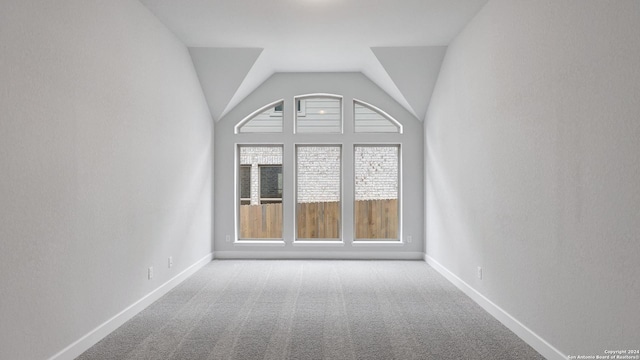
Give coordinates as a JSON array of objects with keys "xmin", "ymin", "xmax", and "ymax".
[{"xmin": 139, "ymin": 0, "xmax": 488, "ymax": 120}]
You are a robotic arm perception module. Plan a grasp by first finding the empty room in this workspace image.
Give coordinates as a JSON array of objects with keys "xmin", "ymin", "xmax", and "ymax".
[{"xmin": 1, "ymin": 0, "xmax": 639, "ymax": 359}]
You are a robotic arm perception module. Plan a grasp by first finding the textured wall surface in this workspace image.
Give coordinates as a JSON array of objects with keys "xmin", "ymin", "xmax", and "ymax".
[
  {"xmin": 426, "ymin": 0, "xmax": 640, "ymax": 357},
  {"xmin": 0, "ymin": 1, "xmax": 212, "ymax": 359}
]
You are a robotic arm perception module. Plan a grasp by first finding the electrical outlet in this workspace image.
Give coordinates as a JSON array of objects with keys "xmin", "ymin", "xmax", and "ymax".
[
  {"xmin": 168, "ymin": 256, "xmax": 173, "ymax": 269},
  {"xmin": 406, "ymin": 235, "xmax": 412, "ymax": 243},
  {"xmin": 225, "ymin": 234, "xmax": 231, "ymax": 242},
  {"xmin": 477, "ymin": 266, "xmax": 482, "ymax": 280},
  {"xmin": 148, "ymin": 266, "xmax": 154, "ymax": 280}
]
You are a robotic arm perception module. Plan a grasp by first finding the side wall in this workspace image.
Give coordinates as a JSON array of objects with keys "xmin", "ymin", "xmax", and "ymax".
[
  {"xmin": 0, "ymin": 1, "xmax": 213, "ymax": 359},
  {"xmin": 426, "ymin": 0, "xmax": 640, "ymax": 357}
]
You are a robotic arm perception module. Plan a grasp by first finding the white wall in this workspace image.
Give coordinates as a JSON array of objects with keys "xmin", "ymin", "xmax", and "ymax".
[
  {"xmin": 0, "ymin": 1, "xmax": 212, "ymax": 359},
  {"xmin": 215, "ymin": 73, "xmax": 424, "ymax": 258},
  {"xmin": 426, "ymin": 0, "xmax": 640, "ymax": 358}
]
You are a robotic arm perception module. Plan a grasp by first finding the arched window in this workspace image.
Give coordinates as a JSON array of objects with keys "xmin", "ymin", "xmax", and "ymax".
[
  {"xmin": 234, "ymin": 94, "xmax": 403, "ymax": 244},
  {"xmin": 234, "ymin": 99, "xmax": 284, "ymax": 134},
  {"xmin": 354, "ymin": 99, "xmax": 403, "ymax": 133},
  {"xmin": 294, "ymin": 94, "xmax": 343, "ymax": 134}
]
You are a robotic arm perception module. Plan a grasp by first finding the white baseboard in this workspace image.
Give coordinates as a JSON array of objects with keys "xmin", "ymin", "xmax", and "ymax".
[
  {"xmin": 48, "ymin": 253, "xmax": 213, "ymax": 360},
  {"xmin": 49, "ymin": 252, "xmax": 559, "ymax": 359},
  {"xmin": 424, "ymin": 254, "xmax": 566, "ymax": 360},
  {"xmin": 215, "ymin": 250, "xmax": 424, "ymax": 260}
]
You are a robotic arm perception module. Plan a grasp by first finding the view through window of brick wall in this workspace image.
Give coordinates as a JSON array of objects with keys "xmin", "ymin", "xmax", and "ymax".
[
  {"xmin": 354, "ymin": 145, "xmax": 399, "ymax": 240},
  {"xmin": 239, "ymin": 146, "xmax": 283, "ymax": 239},
  {"xmin": 296, "ymin": 145, "xmax": 341, "ymax": 239}
]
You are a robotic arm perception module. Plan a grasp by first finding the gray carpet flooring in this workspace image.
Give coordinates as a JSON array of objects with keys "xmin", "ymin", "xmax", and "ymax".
[{"xmin": 78, "ymin": 260, "xmax": 544, "ymax": 360}]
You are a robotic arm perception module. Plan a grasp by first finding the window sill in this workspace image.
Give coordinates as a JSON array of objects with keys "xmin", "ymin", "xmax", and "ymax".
[
  {"xmin": 293, "ymin": 240, "xmax": 345, "ymax": 246},
  {"xmin": 234, "ymin": 240, "xmax": 285, "ymax": 246},
  {"xmin": 351, "ymin": 240, "xmax": 404, "ymax": 246}
]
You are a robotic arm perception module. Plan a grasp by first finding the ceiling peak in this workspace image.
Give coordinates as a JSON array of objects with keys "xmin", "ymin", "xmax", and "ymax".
[{"xmin": 372, "ymin": 46, "xmax": 447, "ymax": 121}]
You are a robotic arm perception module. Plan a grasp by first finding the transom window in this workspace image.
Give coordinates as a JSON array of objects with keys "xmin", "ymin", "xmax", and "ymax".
[
  {"xmin": 235, "ymin": 100, "xmax": 284, "ymax": 134},
  {"xmin": 354, "ymin": 99, "xmax": 403, "ymax": 133},
  {"xmin": 294, "ymin": 94, "xmax": 343, "ymax": 134}
]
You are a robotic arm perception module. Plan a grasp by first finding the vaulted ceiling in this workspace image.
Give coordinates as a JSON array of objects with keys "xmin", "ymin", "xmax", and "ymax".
[{"xmin": 139, "ymin": 0, "xmax": 488, "ymax": 121}]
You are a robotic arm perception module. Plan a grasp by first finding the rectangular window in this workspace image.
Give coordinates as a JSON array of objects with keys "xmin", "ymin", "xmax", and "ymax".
[
  {"xmin": 259, "ymin": 165, "xmax": 283, "ymax": 203},
  {"xmin": 240, "ymin": 165, "xmax": 251, "ymax": 205},
  {"xmin": 296, "ymin": 145, "xmax": 341, "ymax": 240},
  {"xmin": 238, "ymin": 146, "xmax": 283, "ymax": 239},
  {"xmin": 354, "ymin": 145, "xmax": 399, "ymax": 240}
]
